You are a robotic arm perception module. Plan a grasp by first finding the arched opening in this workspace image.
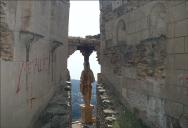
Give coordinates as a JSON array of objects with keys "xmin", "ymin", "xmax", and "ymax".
[
  {"xmin": 68, "ymin": 50, "xmax": 100, "ymax": 124},
  {"xmin": 68, "ymin": 0, "xmax": 100, "ymax": 127},
  {"xmin": 115, "ymin": 19, "xmax": 126, "ymax": 44}
]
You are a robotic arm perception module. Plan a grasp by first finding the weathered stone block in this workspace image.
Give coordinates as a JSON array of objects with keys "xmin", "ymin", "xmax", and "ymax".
[
  {"xmin": 163, "ymin": 85, "xmax": 188, "ymax": 106},
  {"xmin": 185, "ymin": 36, "xmax": 188, "ymax": 53},
  {"xmin": 133, "ymin": 33, "xmax": 140, "ymax": 45},
  {"xmin": 166, "ymin": 69, "xmax": 177, "ymax": 85},
  {"xmin": 0, "ymin": 32, "xmax": 13, "ymax": 61},
  {"xmin": 180, "ymin": 114, "xmax": 188, "ymax": 128},
  {"xmin": 165, "ymin": 101, "xmax": 183, "ymax": 118},
  {"xmin": 168, "ymin": 1, "xmax": 185, "ymax": 7},
  {"xmin": 169, "ymin": 3, "xmax": 188, "ymax": 23},
  {"xmin": 123, "ymin": 67, "xmax": 137, "ymax": 79},
  {"xmin": 127, "ymin": 89, "xmax": 148, "ymax": 111},
  {"xmin": 139, "ymin": 17, "xmax": 148, "ymax": 31},
  {"xmin": 125, "ymin": 78, "xmax": 142, "ymax": 91},
  {"xmin": 140, "ymin": 29, "xmax": 150, "ymax": 41},
  {"xmin": 167, "ymin": 23, "xmax": 175, "ymax": 38},
  {"xmin": 112, "ymin": 0, "xmax": 123, "ymax": 10},
  {"xmin": 135, "ymin": 20, "xmax": 144, "ymax": 32},
  {"xmin": 146, "ymin": 96, "xmax": 165, "ymax": 116},
  {"xmin": 174, "ymin": 37, "xmax": 185, "ymax": 53},
  {"xmin": 167, "ymin": 38, "xmax": 175, "ymax": 53},
  {"xmin": 175, "ymin": 54, "xmax": 188, "ymax": 70},
  {"xmin": 175, "ymin": 19, "xmax": 188, "ymax": 37},
  {"xmin": 176, "ymin": 70, "xmax": 188, "ymax": 86},
  {"xmin": 122, "ymin": 87, "xmax": 127, "ymax": 99},
  {"xmin": 127, "ymin": 22, "xmax": 136, "ymax": 34},
  {"xmin": 105, "ymin": 21, "xmax": 113, "ymax": 40},
  {"xmin": 133, "ymin": 9, "xmax": 143, "ymax": 21},
  {"xmin": 167, "ymin": 55, "xmax": 175, "ymax": 70},
  {"xmin": 184, "ymin": 105, "xmax": 188, "ymax": 114}
]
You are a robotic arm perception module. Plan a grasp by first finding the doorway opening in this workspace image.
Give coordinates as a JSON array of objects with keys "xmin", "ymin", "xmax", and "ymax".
[{"xmin": 67, "ymin": 51, "xmax": 101, "ymax": 124}]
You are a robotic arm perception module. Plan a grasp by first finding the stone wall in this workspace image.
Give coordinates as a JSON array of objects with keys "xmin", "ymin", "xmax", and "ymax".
[
  {"xmin": 0, "ymin": 1, "xmax": 69, "ymax": 128},
  {"xmin": 0, "ymin": 0, "xmax": 14, "ymax": 60},
  {"xmin": 99, "ymin": 0, "xmax": 188, "ymax": 128}
]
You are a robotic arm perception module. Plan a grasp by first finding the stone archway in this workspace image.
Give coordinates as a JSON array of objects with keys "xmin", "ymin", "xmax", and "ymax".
[
  {"xmin": 68, "ymin": 36, "xmax": 100, "ymax": 63},
  {"xmin": 115, "ymin": 19, "xmax": 127, "ymax": 45},
  {"xmin": 68, "ymin": 36, "xmax": 100, "ymax": 126}
]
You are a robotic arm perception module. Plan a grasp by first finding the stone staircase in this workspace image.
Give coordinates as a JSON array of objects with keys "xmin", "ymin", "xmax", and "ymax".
[
  {"xmin": 96, "ymin": 83, "xmax": 117, "ymax": 128},
  {"xmin": 72, "ymin": 121, "xmax": 96, "ymax": 128}
]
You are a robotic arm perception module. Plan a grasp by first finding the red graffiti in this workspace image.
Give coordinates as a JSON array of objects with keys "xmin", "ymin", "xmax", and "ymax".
[
  {"xmin": 16, "ymin": 62, "xmax": 24, "ymax": 94},
  {"xmin": 179, "ymin": 74, "xmax": 188, "ymax": 80},
  {"xmin": 16, "ymin": 57, "xmax": 49, "ymax": 94}
]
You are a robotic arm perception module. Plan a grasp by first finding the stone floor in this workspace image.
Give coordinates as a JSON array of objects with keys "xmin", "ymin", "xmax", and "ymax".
[
  {"xmin": 72, "ymin": 121, "xmax": 82, "ymax": 128},
  {"xmin": 72, "ymin": 121, "xmax": 96, "ymax": 128}
]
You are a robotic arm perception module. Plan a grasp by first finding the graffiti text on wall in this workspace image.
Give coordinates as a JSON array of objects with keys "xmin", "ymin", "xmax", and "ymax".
[{"xmin": 16, "ymin": 57, "xmax": 49, "ymax": 94}]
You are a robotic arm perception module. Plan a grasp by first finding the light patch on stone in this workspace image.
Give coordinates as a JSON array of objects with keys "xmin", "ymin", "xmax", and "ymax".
[
  {"xmin": 122, "ymin": 87, "xmax": 127, "ymax": 99},
  {"xmin": 165, "ymin": 101, "xmax": 183, "ymax": 118},
  {"xmin": 185, "ymin": 36, "xmax": 188, "ymax": 53}
]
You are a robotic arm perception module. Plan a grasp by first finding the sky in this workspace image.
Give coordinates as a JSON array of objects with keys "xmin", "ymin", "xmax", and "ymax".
[
  {"xmin": 68, "ymin": 1, "xmax": 101, "ymax": 80},
  {"xmin": 68, "ymin": 1, "xmax": 100, "ymax": 37}
]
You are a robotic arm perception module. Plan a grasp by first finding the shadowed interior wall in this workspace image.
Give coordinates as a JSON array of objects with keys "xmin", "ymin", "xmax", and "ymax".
[{"xmin": 0, "ymin": 1, "xmax": 69, "ymax": 128}]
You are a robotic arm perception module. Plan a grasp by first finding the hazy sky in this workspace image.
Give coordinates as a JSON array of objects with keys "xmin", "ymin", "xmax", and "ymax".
[
  {"xmin": 68, "ymin": 1, "xmax": 100, "ymax": 37},
  {"xmin": 68, "ymin": 1, "xmax": 101, "ymax": 80}
]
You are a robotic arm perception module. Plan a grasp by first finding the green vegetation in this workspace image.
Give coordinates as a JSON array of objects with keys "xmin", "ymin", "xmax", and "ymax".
[{"xmin": 112, "ymin": 108, "xmax": 148, "ymax": 128}]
